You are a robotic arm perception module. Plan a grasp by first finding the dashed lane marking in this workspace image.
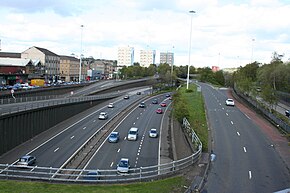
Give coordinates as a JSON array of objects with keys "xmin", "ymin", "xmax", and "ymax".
[
  {"xmin": 249, "ymin": 171, "xmax": 252, "ymax": 179},
  {"xmin": 54, "ymin": 147, "xmax": 59, "ymax": 152},
  {"xmin": 70, "ymin": 136, "xmax": 75, "ymax": 139},
  {"xmin": 243, "ymin": 147, "xmax": 247, "ymax": 153},
  {"xmin": 237, "ymin": 132, "xmax": 240, "ymax": 136}
]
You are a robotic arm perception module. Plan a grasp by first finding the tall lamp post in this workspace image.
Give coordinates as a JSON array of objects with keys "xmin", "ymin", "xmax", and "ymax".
[
  {"xmin": 79, "ymin": 24, "xmax": 84, "ymax": 83},
  {"xmin": 251, "ymin": 38, "xmax": 255, "ymax": 64},
  {"xmin": 171, "ymin": 45, "xmax": 174, "ymax": 87},
  {"xmin": 187, "ymin": 10, "xmax": 195, "ymax": 89}
]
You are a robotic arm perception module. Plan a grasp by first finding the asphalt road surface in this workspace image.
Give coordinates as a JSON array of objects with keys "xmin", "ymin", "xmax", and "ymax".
[{"xmin": 200, "ymin": 83, "xmax": 290, "ymax": 193}]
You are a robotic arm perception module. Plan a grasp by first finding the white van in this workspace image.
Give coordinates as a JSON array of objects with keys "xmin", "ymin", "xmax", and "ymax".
[{"xmin": 127, "ymin": 127, "xmax": 138, "ymax": 141}]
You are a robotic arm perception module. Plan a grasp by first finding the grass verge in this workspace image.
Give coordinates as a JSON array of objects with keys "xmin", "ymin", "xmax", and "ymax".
[
  {"xmin": 0, "ymin": 176, "xmax": 186, "ymax": 193},
  {"xmin": 173, "ymin": 84, "xmax": 208, "ymax": 151}
]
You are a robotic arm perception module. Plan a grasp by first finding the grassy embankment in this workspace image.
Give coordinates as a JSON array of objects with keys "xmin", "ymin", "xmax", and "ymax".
[
  {"xmin": 173, "ymin": 84, "xmax": 208, "ymax": 151},
  {"xmin": 0, "ymin": 176, "xmax": 185, "ymax": 193}
]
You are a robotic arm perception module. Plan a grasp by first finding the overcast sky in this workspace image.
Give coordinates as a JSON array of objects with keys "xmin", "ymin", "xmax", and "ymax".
[{"xmin": 0, "ymin": 0, "xmax": 289, "ymax": 69}]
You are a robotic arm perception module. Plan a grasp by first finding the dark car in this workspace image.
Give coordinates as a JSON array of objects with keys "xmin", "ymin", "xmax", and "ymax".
[
  {"xmin": 139, "ymin": 102, "xmax": 146, "ymax": 108},
  {"xmin": 285, "ymin": 110, "xmax": 290, "ymax": 117},
  {"xmin": 17, "ymin": 155, "xmax": 36, "ymax": 167},
  {"xmin": 83, "ymin": 170, "xmax": 100, "ymax": 180},
  {"xmin": 165, "ymin": 94, "xmax": 171, "ymax": 97}
]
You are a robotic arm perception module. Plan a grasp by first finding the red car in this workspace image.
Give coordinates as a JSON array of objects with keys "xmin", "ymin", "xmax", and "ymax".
[
  {"xmin": 160, "ymin": 102, "xmax": 167, "ymax": 107},
  {"xmin": 156, "ymin": 108, "xmax": 163, "ymax": 114}
]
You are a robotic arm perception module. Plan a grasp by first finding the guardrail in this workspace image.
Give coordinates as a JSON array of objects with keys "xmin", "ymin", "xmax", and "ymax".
[
  {"xmin": 234, "ymin": 89, "xmax": 290, "ymax": 133},
  {"xmin": 0, "ymin": 117, "xmax": 202, "ymax": 183},
  {"xmin": 0, "ymin": 92, "xmax": 124, "ymax": 116}
]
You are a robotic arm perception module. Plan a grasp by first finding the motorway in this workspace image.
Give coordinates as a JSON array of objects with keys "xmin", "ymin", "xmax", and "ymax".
[
  {"xmin": 84, "ymin": 94, "xmax": 171, "ymax": 172},
  {"xmin": 9, "ymin": 89, "xmax": 150, "ymax": 168},
  {"xmin": 200, "ymin": 83, "xmax": 290, "ymax": 193},
  {"xmin": 0, "ymin": 85, "xmax": 173, "ymax": 180}
]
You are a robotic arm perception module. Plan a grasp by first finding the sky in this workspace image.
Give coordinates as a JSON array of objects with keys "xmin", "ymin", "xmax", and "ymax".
[{"xmin": 0, "ymin": 0, "xmax": 289, "ymax": 69}]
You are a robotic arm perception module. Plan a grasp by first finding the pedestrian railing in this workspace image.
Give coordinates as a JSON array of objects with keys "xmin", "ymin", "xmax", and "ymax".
[{"xmin": 0, "ymin": 117, "xmax": 202, "ymax": 183}]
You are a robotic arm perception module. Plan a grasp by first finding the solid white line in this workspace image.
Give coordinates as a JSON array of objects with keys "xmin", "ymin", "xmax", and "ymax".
[
  {"xmin": 243, "ymin": 147, "xmax": 247, "ymax": 153},
  {"xmin": 21, "ymin": 108, "xmax": 102, "ymax": 162},
  {"xmin": 54, "ymin": 147, "xmax": 59, "ymax": 152},
  {"xmin": 70, "ymin": 136, "xmax": 75, "ymax": 139},
  {"xmin": 237, "ymin": 132, "xmax": 240, "ymax": 136},
  {"xmin": 249, "ymin": 171, "xmax": 252, "ymax": 179},
  {"xmin": 245, "ymin": 114, "xmax": 251, "ymax": 120}
]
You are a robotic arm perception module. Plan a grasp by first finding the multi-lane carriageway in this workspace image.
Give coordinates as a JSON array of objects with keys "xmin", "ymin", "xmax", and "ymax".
[{"xmin": 0, "ymin": 87, "xmax": 177, "ymax": 181}]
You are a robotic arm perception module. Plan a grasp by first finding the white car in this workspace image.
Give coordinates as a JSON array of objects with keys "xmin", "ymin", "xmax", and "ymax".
[
  {"xmin": 226, "ymin": 99, "xmax": 235, "ymax": 106},
  {"xmin": 98, "ymin": 112, "xmax": 108, "ymax": 120},
  {"xmin": 149, "ymin": 128, "xmax": 158, "ymax": 138},
  {"xmin": 117, "ymin": 158, "xmax": 130, "ymax": 173},
  {"xmin": 127, "ymin": 127, "xmax": 138, "ymax": 141},
  {"xmin": 108, "ymin": 103, "xmax": 114, "ymax": 108}
]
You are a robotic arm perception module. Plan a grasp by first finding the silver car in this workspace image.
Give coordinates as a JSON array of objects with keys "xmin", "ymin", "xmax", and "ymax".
[
  {"xmin": 17, "ymin": 155, "xmax": 36, "ymax": 167},
  {"xmin": 117, "ymin": 158, "xmax": 130, "ymax": 173},
  {"xmin": 98, "ymin": 112, "xmax": 108, "ymax": 120}
]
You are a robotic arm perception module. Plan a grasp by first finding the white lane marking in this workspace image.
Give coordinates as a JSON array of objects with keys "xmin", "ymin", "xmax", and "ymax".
[
  {"xmin": 249, "ymin": 171, "xmax": 252, "ymax": 179},
  {"xmin": 83, "ymin": 127, "xmax": 86, "ymax": 130},
  {"xmin": 243, "ymin": 147, "xmax": 247, "ymax": 153},
  {"xmin": 117, "ymin": 149, "xmax": 120, "ymax": 153},
  {"xmin": 54, "ymin": 147, "xmax": 59, "ymax": 152},
  {"xmin": 110, "ymin": 162, "xmax": 114, "ymax": 167},
  {"xmin": 93, "ymin": 120, "xmax": 96, "ymax": 122},
  {"xmin": 245, "ymin": 114, "xmax": 251, "ymax": 120},
  {"xmin": 70, "ymin": 136, "xmax": 75, "ymax": 139},
  {"xmin": 137, "ymin": 117, "xmax": 139, "ymax": 119},
  {"xmin": 124, "ymin": 137, "xmax": 127, "ymax": 140},
  {"xmin": 231, "ymin": 121, "xmax": 234, "ymax": 125},
  {"xmin": 237, "ymin": 132, "xmax": 240, "ymax": 136},
  {"xmin": 133, "ymin": 122, "xmax": 136, "ymax": 125},
  {"xmin": 226, "ymin": 113, "xmax": 228, "ymax": 116}
]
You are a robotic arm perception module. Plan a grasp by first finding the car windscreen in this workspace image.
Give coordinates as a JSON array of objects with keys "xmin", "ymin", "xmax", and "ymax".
[{"xmin": 119, "ymin": 160, "xmax": 128, "ymax": 167}]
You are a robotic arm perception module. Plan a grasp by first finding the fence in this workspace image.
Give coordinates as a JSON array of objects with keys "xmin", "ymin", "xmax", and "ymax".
[
  {"xmin": 0, "ymin": 92, "xmax": 124, "ymax": 116},
  {"xmin": 234, "ymin": 89, "xmax": 290, "ymax": 133},
  {"xmin": 0, "ymin": 118, "xmax": 202, "ymax": 183}
]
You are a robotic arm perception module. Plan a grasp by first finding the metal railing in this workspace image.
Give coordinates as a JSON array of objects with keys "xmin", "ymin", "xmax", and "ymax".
[
  {"xmin": 0, "ymin": 92, "xmax": 124, "ymax": 116},
  {"xmin": 0, "ymin": 118, "xmax": 202, "ymax": 183}
]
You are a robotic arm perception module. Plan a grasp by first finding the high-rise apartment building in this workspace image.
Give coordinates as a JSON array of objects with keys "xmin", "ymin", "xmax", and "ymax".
[
  {"xmin": 160, "ymin": 52, "xmax": 174, "ymax": 65},
  {"xmin": 117, "ymin": 46, "xmax": 134, "ymax": 66},
  {"xmin": 140, "ymin": 49, "xmax": 156, "ymax": 67}
]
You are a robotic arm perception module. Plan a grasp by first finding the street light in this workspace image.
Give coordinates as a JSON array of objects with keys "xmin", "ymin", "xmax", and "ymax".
[
  {"xmin": 79, "ymin": 24, "xmax": 84, "ymax": 83},
  {"xmin": 251, "ymin": 38, "xmax": 255, "ymax": 63},
  {"xmin": 187, "ymin": 10, "xmax": 195, "ymax": 90},
  {"xmin": 171, "ymin": 45, "xmax": 174, "ymax": 87}
]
